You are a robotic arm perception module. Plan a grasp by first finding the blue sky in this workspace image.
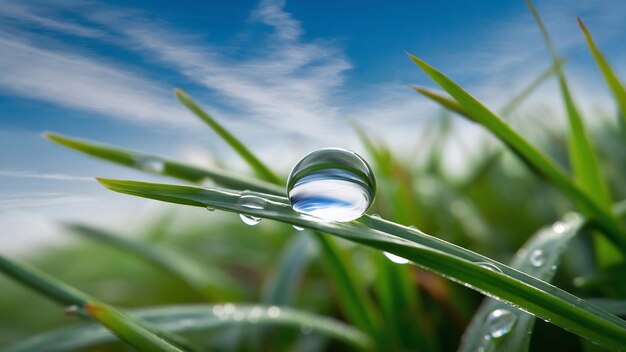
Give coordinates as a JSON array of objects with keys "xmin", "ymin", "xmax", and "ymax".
[{"xmin": 1, "ymin": 0, "xmax": 626, "ymax": 253}]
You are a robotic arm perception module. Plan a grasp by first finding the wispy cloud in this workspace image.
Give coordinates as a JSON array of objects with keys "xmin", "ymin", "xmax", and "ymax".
[{"xmin": 0, "ymin": 170, "xmax": 93, "ymax": 181}]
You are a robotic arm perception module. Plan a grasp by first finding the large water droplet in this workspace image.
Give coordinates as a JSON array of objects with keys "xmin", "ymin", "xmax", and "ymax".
[
  {"xmin": 384, "ymin": 251, "xmax": 410, "ymax": 264},
  {"xmin": 287, "ymin": 148, "xmax": 376, "ymax": 222},
  {"xmin": 134, "ymin": 156, "xmax": 165, "ymax": 173},
  {"xmin": 238, "ymin": 194, "xmax": 265, "ymax": 226},
  {"xmin": 529, "ymin": 249, "xmax": 546, "ymax": 267},
  {"xmin": 485, "ymin": 309, "xmax": 517, "ymax": 339}
]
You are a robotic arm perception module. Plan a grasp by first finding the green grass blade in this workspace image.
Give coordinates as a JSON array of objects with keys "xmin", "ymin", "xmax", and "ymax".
[
  {"xmin": 44, "ymin": 132, "xmax": 283, "ymax": 195},
  {"xmin": 96, "ymin": 178, "xmax": 626, "ymax": 350},
  {"xmin": 174, "ymin": 89, "xmax": 282, "ymax": 184},
  {"xmin": 407, "ymin": 55, "xmax": 626, "ymax": 252},
  {"xmin": 65, "ymin": 223, "xmax": 244, "ymax": 300},
  {"xmin": 6, "ymin": 304, "xmax": 373, "ymax": 352},
  {"xmin": 587, "ymin": 299, "xmax": 626, "ymax": 316},
  {"xmin": 459, "ymin": 213, "xmax": 584, "ymax": 352},
  {"xmin": 0, "ymin": 254, "xmax": 185, "ymax": 352},
  {"xmin": 526, "ymin": 0, "xmax": 612, "ymax": 209},
  {"xmin": 578, "ymin": 17, "xmax": 626, "ymax": 134},
  {"xmin": 262, "ymin": 233, "xmax": 315, "ymax": 305},
  {"xmin": 498, "ymin": 59, "xmax": 564, "ymax": 116}
]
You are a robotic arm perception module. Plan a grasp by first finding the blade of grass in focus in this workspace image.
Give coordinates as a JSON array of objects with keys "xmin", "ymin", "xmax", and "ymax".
[
  {"xmin": 459, "ymin": 213, "xmax": 584, "ymax": 352},
  {"xmin": 174, "ymin": 89, "xmax": 283, "ymax": 184},
  {"xmin": 578, "ymin": 17, "xmax": 626, "ymax": 135},
  {"xmin": 0, "ymin": 254, "xmax": 188, "ymax": 352},
  {"xmin": 65, "ymin": 223, "xmax": 244, "ymax": 301},
  {"xmin": 44, "ymin": 132, "xmax": 284, "ymax": 196},
  {"xmin": 97, "ymin": 178, "xmax": 626, "ymax": 351},
  {"xmin": 407, "ymin": 54, "xmax": 626, "ymax": 253}
]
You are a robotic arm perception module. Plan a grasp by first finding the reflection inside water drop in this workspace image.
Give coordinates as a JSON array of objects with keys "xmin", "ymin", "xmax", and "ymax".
[
  {"xmin": 485, "ymin": 309, "xmax": 517, "ymax": 339},
  {"xmin": 477, "ymin": 262, "xmax": 503, "ymax": 274},
  {"xmin": 529, "ymin": 249, "xmax": 546, "ymax": 267},
  {"xmin": 384, "ymin": 251, "xmax": 410, "ymax": 264},
  {"xmin": 287, "ymin": 148, "xmax": 376, "ymax": 222}
]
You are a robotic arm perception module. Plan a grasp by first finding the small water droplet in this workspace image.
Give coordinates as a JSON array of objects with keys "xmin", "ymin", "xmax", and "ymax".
[
  {"xmin": 212, "ymin": 304, "xmax": 224, "ymax": 316},
  {"xmin": 268, "ymin": 306, "xmax": 281, "ymax": 318},
  {"xmin": 223, "ymin": 304, "xmax": 236, "ymax": 315},
  {"xmin": 206, "ymin": 206, "xmax": 215, "ymax": 212},
  {"xmin": 371, "ymin": 213, "xmax": 381, "ymax": 218},
  {"xmin": 529, "ymin": 249, "xmax": 546, "ymax": 267},
  {"xmin": 408, "ymin": 225, "xmax": 417, "ymax": 230},
  {"xmin": 477, "ymin": 262, "xmax": 503, "ymax": 274},
  {"xmin": 286, "ymin": 148, "xmax": 376, "ymax": 222},
  {"xmin": 485, "ymin": 309, "xmax": 517, "ymax": 339},
  {"xmin": 550, "ymin": 264, "xmax": 557, "ymax": 271},
  {"xmin": 248, "ymin": 307, "xmax": 263, "ymax": 323},
  {"xmin": 238, "ymin": 194, "xmax": 266, "ymax": 226},
  {"xmin": 64, "ymin": 305, "xmax": 81, "ymax": 316},
  {"xmin": 384, "ymin": 251, "xmax": 410, "ymax": 264},
  {"xmin": 293, "ymin": 225, "xmax": 304, "ymax": 231},
  {"xmin": 552, "ymin": 222, "xmax": 567, "ymax": 234},
  {"xmin": 135, "ymin": 156, "xmax": 165, "ymax": 173}
]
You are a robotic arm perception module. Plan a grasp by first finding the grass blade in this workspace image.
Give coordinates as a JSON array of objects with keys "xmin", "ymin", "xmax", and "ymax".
[
  {"xmin": 96, "ymin": 178, "xmax": 626, "ymax": 351},
  {"xmin": 0, "ymin": 254, "xmax": 185, "ymax": 352},
  {"xmin": 65, "ymin": 223, "xmax": 244, "ymax": 300},
  {"xmin": 44, "ymin": 132, "xmax": 283, "ymax": 195},
  {"xmin": 174, "ymin": 89, "xmax": 282, "ymax": 184},
  {"xmin": 459, "ymin": 213, "xmax": 584, "ymax": 352},
  {"xmin": 526, "ymin": 0, "xmax": 612, "ymax": 209},
  {"xmin": 578, "ymin": 17, "xmax": 626, "ymax": 134},
  {"xmin": 6, "ymin": 304, "xmax": 373, "ymax": 351},
  {"xmin": 407, "ymin": 54, "xmax": 626, "ymax": 252}
]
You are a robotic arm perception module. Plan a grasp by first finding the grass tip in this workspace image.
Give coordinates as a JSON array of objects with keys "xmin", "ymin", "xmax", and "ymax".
[{"xmin": 577, "ymin": 16, "xmax": 588, "ymax": 32}]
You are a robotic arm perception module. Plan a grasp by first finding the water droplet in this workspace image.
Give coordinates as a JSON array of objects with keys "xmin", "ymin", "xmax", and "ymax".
[
  {"xmin": 212, "ymin": 305, "xmax": 224, "ymax": 316},
  {"xmin": 552, "ymin": 221, "xmax": 567, "ymax": 234},
  {"xmin": 135, "ymin": 156, "xmax": 165, "ymax": 173},
  {"xmin": 238, "ymin": 194, "xmax": 266, "ymax": 226},
  {"xmin": 371, "ymin": 213, "xmax": 381, "ymax": 218},
  {"xmin": 477, "ymin": 262, "xmax": 503, "ymax": 274},
  {"xmin": 529, "ymin": 249, "xmax": 546, "ymax": 267},
  {"xmin": 268, "ymin": 306, "xmax": 281, "ymax": 318},
  {"xmin": 485, "ymin": 309, "xmax": 517, "ymax": 339},
  {"xmin": 286, "ymin": 148, "xmax": 376, "ymax": 222},
  {"xmin": 408, "ymin": 225, "xmax": 417, "ymax": 230},
  {"xmin": 248, "ymin": 307, "xmax": 263, "ymax": 323},
  {"xmin": 206, "ymin": 206, "xmax": 215, "ymax": 212},
  {"xmin": 223, "ymin": 303, "xmax": 236, "ymax": 315},
  {"xmin": 293, "ymin": 225, "xmax": 304, "ymax": 231},
  {"xmin": 384, "ymin": 251, "xmax": 410, "ymax": 264},
  {"xmin": 64, "ymin": 305, "xmax": 81, "ymax": 316}
]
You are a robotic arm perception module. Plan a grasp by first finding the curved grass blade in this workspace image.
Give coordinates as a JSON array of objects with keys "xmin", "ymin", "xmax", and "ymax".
[
  {"xmin": 174, "ymin": 89, "xmax": 282, "ymax": 184},
  {"xmin": 96, "ymin": 178, "xmax": 626, "ymax": 350},
  {"xmin": 44, "ymin": 132, "xmax": 283, "ymax": 195},
  {"xmin": 526, "ymin": 0, "xmax": 612, "ymax": 209},
  {"xmin": 262, "ymin": 233, "xmax": 315, "ymax": 305},
  {"xmin": 6, "ymin": 304, "xmax": 372, "ymax": 352},
  {"xmin": 578, "ymin": 17, "xmax": 626, "ymax": 135},
  {"xmin": 0, "ymin": 254, "xmax": 185, "ymax": 352},
  {"xmin": 459, "ymin": 213, "xmax": 584, "ymax": 352},
  {"xmin": 407, "ymin": 54, "xmax": 626, "ymax": 252},
  {"xmin": 65, "ymin": 223, "xmax": 244, "ymax": 300}
]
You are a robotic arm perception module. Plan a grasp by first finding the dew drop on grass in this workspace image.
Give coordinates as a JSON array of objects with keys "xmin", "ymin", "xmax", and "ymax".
[
  {"xmin": 485, "ymin": 309, "xmax": 517, "ymax": 339},
  {"xmin": 238, "ymin": 194, "xmax": 266, "ymax": 226},
  {"xmin": 287, "ymin": 148, "xmax": 376, "ymax": 222},
  {"xmin": 134, "ymin": 156, "xmax": 165, "ymax": 173},
  {"xmin": 206, "ymin": 206, "xmax": 215, "ymax": 212},
  {"xmin": 477, "ymin": 262, "xmax": 503, "ymax": 274},
  {"xmin": 384, "ymin": 251, "xmax": 410, "ymax": 264},
  {"xmin": 552, "ymin": 221, "xmax": 567, "ymax": 234},
  {"xmin": 529, "ymin": 249, "xmax": 546, "ymax": 267},
  {"xmin": 268, "ymin": 306, "xmax": 281, "ymax": 318},
  {"xmin": 293, "ymin": 225, "xmax": 304, "ymax": 231}
]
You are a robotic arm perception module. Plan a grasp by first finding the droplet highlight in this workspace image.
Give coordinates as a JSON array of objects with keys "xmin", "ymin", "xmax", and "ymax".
[
  {"xmin": 293, "ymin": 225, "xmax": 304, "ymax": 231},
  {"xmin": 529, "ymin": 249, "xmax": 546, "ymax": 267},
  {"xmin": 477, "ymin": 262, "xmax": 503, "ymax": 274},
  {"xmin": 287, "ymin": 148, "xmax": 376, "ymax": 222},
  {"xmin": 485, "ymin": 309, "xmax": 517, "ymax": 339},
  {"xmin": 384, "ymin": 251, "xmax": 410, "ymax": 264}
]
